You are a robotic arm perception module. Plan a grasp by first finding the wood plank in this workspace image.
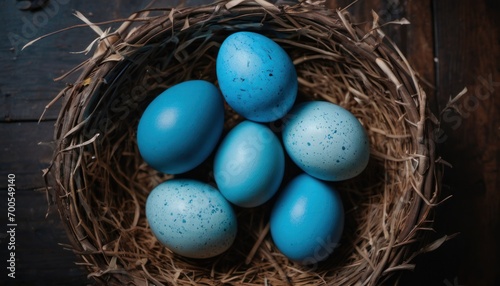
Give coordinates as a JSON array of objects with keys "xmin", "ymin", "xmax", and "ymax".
[
  {"xmin": 0, "ymin": 0, "xmax": 185, "ymax": 122},
  {"xmin": 0, "ymin": 188, "xmax": 89, "ymax": 285},
  {"xmin": 0, "ymin": 121, "xmax": 54, "ymax": 190},
  {"xmin": 1, "ymin": 1, "xmax": 96, "ymax": 122},
  {"xmin": 404, "ymin": 0, "xmax": 436, "ymax": 112},
  {"xmin": 429, "ymin": 0, "xmax": 500, "ymax": 285}
]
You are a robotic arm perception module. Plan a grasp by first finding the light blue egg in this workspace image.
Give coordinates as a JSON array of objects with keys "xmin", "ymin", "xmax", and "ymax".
[
  {"xmin": 282, "ymin": 101, "xmax": 370, "ymax": 181},
  {"xmin": 216, "ymin": 31, "xmax": 297, "ymax": 122},
  {"xmin": 145, "ymin": 179, "xmax": 238, "ymax": 259},
  {"xmin": 214, "ymin": 120, "xmax": 285, "ymax": 207},
  {"xmin": 137, "ymin": 80, "xmax": 224, "ymax": 174},
  {"xmin": 270, "ymin": 173, "xmax": 344, "ymax": 264}
]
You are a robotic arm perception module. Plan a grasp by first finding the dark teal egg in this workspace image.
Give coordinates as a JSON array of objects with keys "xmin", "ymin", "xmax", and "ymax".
[
  {"xmin": 137, "ymin": 80, "xmax": 224, "ymax": 174},
  {"xmin": 270, "ymin": 173, "xmax": 344, "ymax": 264}
]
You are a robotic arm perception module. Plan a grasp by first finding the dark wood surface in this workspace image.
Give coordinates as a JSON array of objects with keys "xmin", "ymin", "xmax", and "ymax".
[{"xmin": 1, "ymin": 0, "xmax": 498, "ymax": 285}]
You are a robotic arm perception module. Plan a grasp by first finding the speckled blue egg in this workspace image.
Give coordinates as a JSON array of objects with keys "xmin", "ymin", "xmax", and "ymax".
[
  {"xmin": 216, "ymin": 31, "xmax": 298, "ymax": 122},
  {"xmin": 137, "ymin": 80, "xmax": 224, "ymax": 174},
  {"xmin": 214, "ymin": 120, "xmax": 285, "ymax": 208},
  {"xmin": 282, "ymin": 101, "xmax": 370, "ymax": 181},
  {"xmin": 270, "ymin": 173, "xmax": 344, "ymax": 264},
  {"xmin": 145, "ymin": 179, "xmax": 237, "ymax": 259}
]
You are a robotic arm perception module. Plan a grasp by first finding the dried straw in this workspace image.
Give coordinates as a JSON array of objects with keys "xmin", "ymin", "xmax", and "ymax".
[{"xmin": 45, "ymin": 0, "xmax": 442, "ymax": 285}]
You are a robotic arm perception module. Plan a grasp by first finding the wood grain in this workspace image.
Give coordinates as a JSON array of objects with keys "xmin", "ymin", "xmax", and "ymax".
[
  {"xmin": 0, "ymin": 189, "xmax": 90, "ymax": 285},
  {"xmin": 0, "ymin": 121, "xmax": 54, "ymax": 189},
  {"xmin": 430, "ymin": 0, "xmax": 500, "ymax": 285},
  {"xmin": 0, "ymin": 0, "xmax": 158, "ymax": 122}
]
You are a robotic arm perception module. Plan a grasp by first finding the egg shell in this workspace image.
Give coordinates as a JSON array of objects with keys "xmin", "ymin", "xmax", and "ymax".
[
  {"xmin": 270, "ymin": 173, "xmax": 344, "ymax": 264},
  {"xmin": 216, "ymin": 31, "xmax": 298, "ymax": 122},
  {"xmin": 282, "ymin": 101, "xmax": 370, "ymax": 181},
  {"xmin": 214, "ymin": 120, "xmax": 285, "ymax": 208},
  {"xmin": 137, "ymin": 80, "xmax": 224, "ymax": 174},
  {"xmin": 146, "ymin": 179, "xmax": 238, "ymax": 259}
]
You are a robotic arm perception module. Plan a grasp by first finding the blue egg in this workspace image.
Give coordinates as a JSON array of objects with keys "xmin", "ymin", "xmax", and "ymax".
[
  {"xmin": 216, "ymin": 31, "xmax": 298, "ymax": 122},
  {"xmin": 137, "ymin": 80, "xmax": 224, "ymax": 174},
  {"xmin": 270, "ymin": 173, "xmax": 344, "ymax": 264},
  {"xmin": 282, "ymin": 101, "xmax": 370, "ymax": 181},
  {"xmin": 146, "ymin": 179, "xmax": 238, "ymax": 259},
  {"xmin": 214, "ymin": 121, "xmax": 285, "ymax": 207}
]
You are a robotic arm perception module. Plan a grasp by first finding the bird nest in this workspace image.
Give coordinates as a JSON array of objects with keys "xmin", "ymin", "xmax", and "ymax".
[{"xmin": 45, "ymin": 0, "xmax": 442, "ymax": 285}]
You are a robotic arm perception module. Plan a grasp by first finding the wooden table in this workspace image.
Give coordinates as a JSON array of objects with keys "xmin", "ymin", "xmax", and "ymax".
[{"xmin": 1, "ymin": 0, "xmax": 498, "ymax": 285}]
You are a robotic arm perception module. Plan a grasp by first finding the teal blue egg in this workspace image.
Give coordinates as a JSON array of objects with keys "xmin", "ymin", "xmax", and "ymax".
[
  {"xmin": 270, "ymin": 173, "xmax": 344, "ymax": 264},
  {"xmin": 137, "ymin": 80, "xmax": 224, "ymax": 174},
  {"xmin": 282, "ymin": 101, "xmax": 370, "ymax": 181},
  {"xmin": 216, "ymin": 31, "xmax": 297, "ymax": 122},
  {"xmin": 214, "ymin": 120, "xmax": 285, "ymax": 207},
  {"xmin": 145, "ymin": 179, "xmax": 238, "ymax": 259}
]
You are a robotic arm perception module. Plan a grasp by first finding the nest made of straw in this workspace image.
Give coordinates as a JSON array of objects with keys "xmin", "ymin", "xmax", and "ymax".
[{"xmin": 45, "ymin": 0, "xmax": 442, "ymax": 285}]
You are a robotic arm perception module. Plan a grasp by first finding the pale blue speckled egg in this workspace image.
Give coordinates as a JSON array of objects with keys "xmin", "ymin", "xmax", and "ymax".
[
  {"xmin": 145, "ymin": 179, "xmax": 237, "ymax": 259},
  {"xmin": 214, "ymin": 120, "xmax": 285, "ymax": 208},
  {"xmin": 216, "ymin": 31, "xmax": 297, "ymax": 122},
  {"xmin": 282, "ymin": 101, "xmax": 370, "ymax": 181},
  {"xmin": 270, "ymin": 173, "xmax": 344, "ymax": 264}
]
